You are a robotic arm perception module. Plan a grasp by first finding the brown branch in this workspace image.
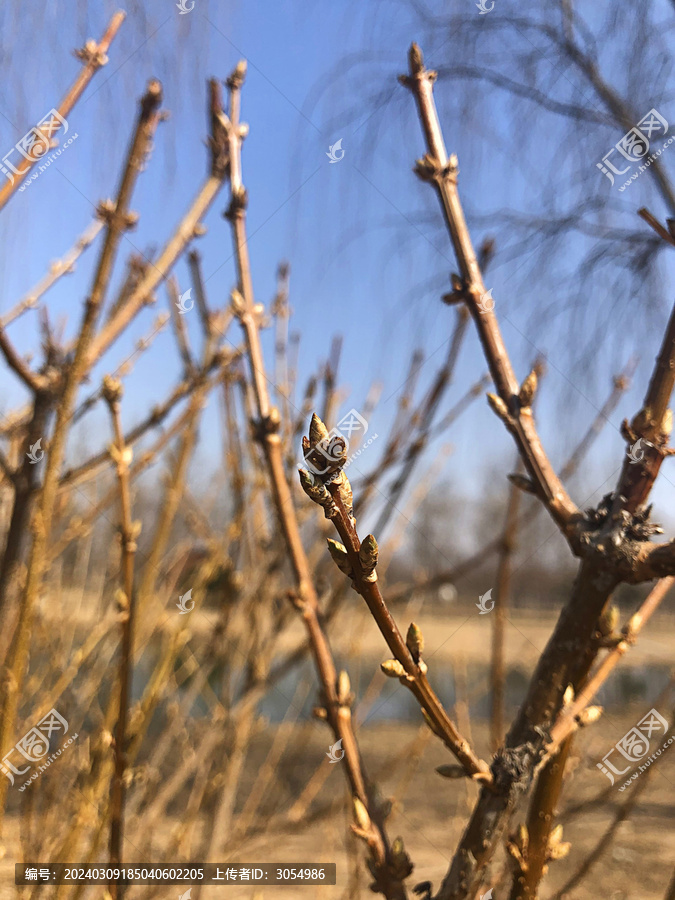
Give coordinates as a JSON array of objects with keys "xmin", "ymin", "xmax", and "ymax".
[
  {"xmin": 550, "ymin": 770, "xmax": 652, "ymax": 900},
  {"xmin": 167, "ymin": 276, "xmax": 195, "ymax": 375},
  {"xmin": 491, "ymin": 457, "xmax": 523, "ymax": 753},
  {"xmin": 59, "ymin": 347, "xmax": 231, "ymax": 490},
  {"xmin": 614, "ymin": 289, "xmax": 675, "ymax": 516},
  {"xmin": 70, "ymin": 311, "xmax": 170, "ymax": 428},
  {"xmin": 0, "ymin": 11, "xmax": 126, "ymax": 213},
  {"xmin": 187, "ymin": 248, "xmax": 213, "ymax": 338},
  {"xmin": 0, "ymin": 218, "xmax": 104, "ymax": 329},
  {"xmin": 221, "ymin": 61, "xmax": 410, "ymax": 899},
  {"xmin": 508, "ymin": 578, "xmax": 672, "ymax": 900},
  {"xmin": 84, "ymin": 78, "xmax": 230, "ymax": 369},
  {"xmin": 546, "ymin": 577, "xmax": 674, "ymax": 754},
  {"xmin": 0, "ymin": 77, "xmax": 162, "ymax": 833},
  {"xmin": 400, "ymin": 44, "xmax": 653, "ymax": 900},
  {"xmin": 103, "ymin": 378, "xmax": 138, "ymax": 893},
  {"xmin": 302, "ymin": 415, "xmax": 490, "ymax": 783},
  {"xmin": 0, "ymin": 325, "xmax": 45, "ymax": 393},
  {"xmin": 666, "ymin": 863, "xmax": 675, "ymax": 900},
  {"xmin": 401, "ymin": 44, "xmax": 580, "ymax": 542},
  {"xmin": 372, "ymin": 306, "xmax": 469, "ymax": 538},
  {"xmin": 638, "ymin": 207, "xmax": 675, "ymax": 246},
  {"xmin": 386, "ymin": 361, "xmax": 634, "ymax": 607}
]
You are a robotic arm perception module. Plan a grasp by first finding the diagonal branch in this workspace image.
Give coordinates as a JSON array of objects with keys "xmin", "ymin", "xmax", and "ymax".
[
  {"xmin": 0, "ymin": 10, "xmax": 126, "ymax": 213},
  {"xmin": 0, "ymin": 217, "xmax": 104, "ymax": 329},
  {"xmin": 301, "ymin": 415, "xmax": 490, "ymax": 783},
  {"xmin": 400, "ymin": 44, "xmax": 580, "ymax": 542}
]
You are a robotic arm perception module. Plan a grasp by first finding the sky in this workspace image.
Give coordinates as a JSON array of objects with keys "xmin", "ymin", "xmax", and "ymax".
[{"xmin": 1, "ymin": 0, "xmax": 675, "ymax": 547}]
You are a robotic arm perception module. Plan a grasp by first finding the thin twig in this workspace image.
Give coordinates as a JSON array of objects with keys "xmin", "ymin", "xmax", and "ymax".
[
  {"xmin": 0, "ymin": 11, "xmax": 126, "ymax": 213},
  {"xmin": 221, "ymin": 61, "xmax": 410, "ymax": 899}
]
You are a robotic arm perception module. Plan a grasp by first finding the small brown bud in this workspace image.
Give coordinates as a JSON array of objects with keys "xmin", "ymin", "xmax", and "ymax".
[
  {"xmin": 353, "ymin": 796, "xmax": 371, "ymax": 831},
  {"xmin": 508, "ymin": 473, "xmax": 537, "ymax": 495},
  {"xmin": 598, "ymin": 605, "xmax": 619, "ymax": 637},
  {"xmin": 435, "ymin": 764, "xmax": 467, "ymax": 779},
  {"xmin": 327, "ymin": 538, "xmax": 353, "ymax": 576},
  {"xmin": 337, "ymin": 670, "xmax": 351, "ymax": 704},
  {"xmin": 487, "ymin": 392, "xmax": 510, "ymax": 422},
  {"xmin": 408, "ymin": 42, "xmax": 424, "ymax": 74},
  {"xmin": 518, "ymin": 368, "xmax": 538, "ymax": 408},
  {"xmin": 380, "ymin": 659, "xmax": 406, "ymax": 679},
  {"xmin": 405, "ymin": 622, "xmax": 424, "ymax": 660},
  {"xmin": 577, "ymin": 705, "xmax": 603, "ymax": 727},
  {"xmin": 309, "ymin": 412, "xmax": 329, "ymax": 447},
  {"xmin": 358, "ymin": 534, "xmax": 378, "ymax": 576}
]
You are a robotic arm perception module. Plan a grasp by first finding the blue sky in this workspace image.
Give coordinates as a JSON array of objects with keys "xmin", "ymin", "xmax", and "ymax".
[{"xmin": 1, "ymin": 0, "xmax": 674, "ymax": 544}]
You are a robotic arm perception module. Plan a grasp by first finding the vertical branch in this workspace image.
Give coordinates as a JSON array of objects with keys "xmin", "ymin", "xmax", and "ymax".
[
  {"xmin": 270, "ymin": 261, "xmax": 292, "ymax": 428},
  {"xmin": 490, "ymin": 459, "xmax": 523, "ymax": 752},
  {"xmin": 220, "ymin": 61, "xmax": 410, "ymax": 899},
  {"xmin": 187, "ymin": 248, "xmax": 213, "ymax": 337},
  {"xmin": 167, "ymin": 276, "xmax": 195, "ymax": 376},
  {"xmin": 102, "ymin": 377, "xmax": 139, "ymax": 895}
]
